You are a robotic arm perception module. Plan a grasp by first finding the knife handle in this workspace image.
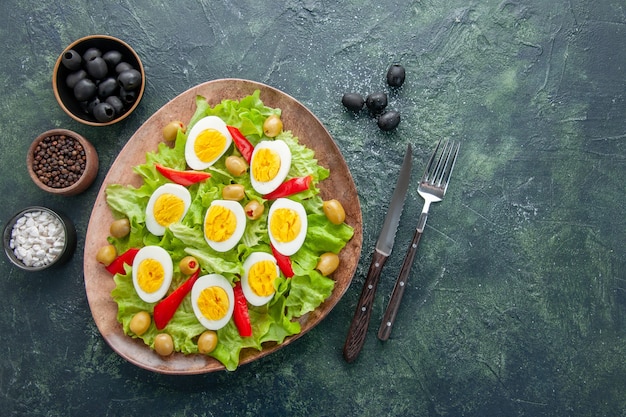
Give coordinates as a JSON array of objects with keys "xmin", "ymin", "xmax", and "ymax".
[
  {"xmin": 377, "ymin": 227, "xmax": 424, "ymax": 341},
  {"xmin": 343, "ymin": 249, "xmax": 388, "ymax": 363}
]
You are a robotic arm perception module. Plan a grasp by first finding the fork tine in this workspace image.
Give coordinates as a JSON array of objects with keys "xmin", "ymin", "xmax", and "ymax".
[
  {"xmin": 439, "ymin": 141, "xmax": 460, "ymax": 192},
  {"xmin": 421, "ymin": 139, "xmax": 443, "ymax": 183}
]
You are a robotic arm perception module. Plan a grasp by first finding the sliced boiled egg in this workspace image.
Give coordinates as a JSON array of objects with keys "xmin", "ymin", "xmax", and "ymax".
[
  {"xmin": 191, "ymin": 274, "xmax": 235, "ymax": 330},
  {"xmin": 241, "ymin": 252, "xmax": 279, "ymax": 306},
  {"xmin": 132, "ymin": 245, "xmax": 173, "ymax": 303},
  {"xmin": 249, "ymin": 140, "xmax": 292, "ymax": 195},
  {"xmin": 184, "ymin": 115, "xmax": 233, "ymax": 170},
  {"xmin": 267, "ymin": 198, "xmax": 308, "ymax": 256},
  {"xmin": 204, "ymin": 200, "xmax": 246, "ymax": 252},
  {"xmin": 145, "ymin": 183, "xmax": 192, "ymax": 236}
]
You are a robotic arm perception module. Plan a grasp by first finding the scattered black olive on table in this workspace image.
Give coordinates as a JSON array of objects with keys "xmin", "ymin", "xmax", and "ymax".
[
  {"xmin": 377, "ymin": 110, "xmax": 401, "ymax": 131},
  {"xmin": 365, "ymin": 92, "xmax": 388, "ymax": 114},
  {"xmin": 341, "ymin": 93, "xmax": 365, "ymax": 112},
  {"xmin": 386, "ymin": 64, "xmax": 406, "ymax": 88},
  {"xmin": 61, "ymin": 47, "xmax": 142, "ymax": 123},
  {"xmin": 341, "ymin": 64, "xmax": 405, "ymax": 131}
]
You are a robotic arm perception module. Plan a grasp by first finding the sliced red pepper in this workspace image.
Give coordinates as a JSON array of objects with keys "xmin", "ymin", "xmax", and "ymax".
[
  {"xmin": 263, "ymin": 175, "xmax": 312, "ymax": 200},
  {"xmin": 155, "ymin": 164, "xmax": 211, "ymax": 186},
  {"xmin": 105, "ymin": 247, "xmax": 140, "ymax": 275},
  {"xmin": 226, "ymin": 125, "xmax": 255, "ymax": 163},
  {"xmin": 153, "ymin": 269, "xmax": 201, "ymax": 330},
  {"xmin": 233, "ymin": 281, "xmax": 252, "ymax": 337},
  {"xmin": 271, "ymin": 242, "xmax": 295, "ymax": 278}
]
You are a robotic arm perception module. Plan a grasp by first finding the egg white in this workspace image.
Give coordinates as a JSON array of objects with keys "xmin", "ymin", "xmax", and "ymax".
[
  {"xmin": 131, "ymin": 245, "xmax": 173, "ymax": 303},
  {"xmin": 241, "ymin": 252, "xmax": 279, "ymax": 306},
  {"xmin": 191, "ymin": 274, "xmax": 235, "ymax": 331},
  {"xmin": 249, "ymin": 140, "xmax": 292, "ymax": 195},
  {"xmin": 145, "ymin": 183, "xmax": 192, "ymax": 236},
  {"xmin": 203, "ymin": 200, "xmax": 246, "ymax": 252},
  {"xmin": 267, "ymin": 198, "xmax": 308, "ymax": 256},
  {"xmin": 184, "ymin": 115, "xmax": 233, "ymax": 170}
]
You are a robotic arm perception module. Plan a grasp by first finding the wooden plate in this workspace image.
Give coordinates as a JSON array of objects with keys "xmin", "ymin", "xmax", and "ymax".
[{"xmin": 83, "ymin": 79, "xmax": 363, "ymax": 374}]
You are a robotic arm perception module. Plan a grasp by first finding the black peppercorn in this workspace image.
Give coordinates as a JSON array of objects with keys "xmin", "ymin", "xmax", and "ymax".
[{"xmin": 32, "ymin": 134, "xmax": 86, "ymax": 188}]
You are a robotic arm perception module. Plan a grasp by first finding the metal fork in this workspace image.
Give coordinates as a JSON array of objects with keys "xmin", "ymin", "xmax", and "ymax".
[{"xmin": 377, "ymin": 139, "xmax": 460, "ymax": 341}]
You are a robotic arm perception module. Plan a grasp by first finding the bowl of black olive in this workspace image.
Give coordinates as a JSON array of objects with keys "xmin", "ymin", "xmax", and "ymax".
[{"xmin": 52, "ymin": 35, "xmax": 145, "ymax": 126}]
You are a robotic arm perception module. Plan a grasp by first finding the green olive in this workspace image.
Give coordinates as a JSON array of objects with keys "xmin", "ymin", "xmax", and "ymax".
[
  {"xmin": 162, "ymin": 120, "xmax": 186, "ymax": 142},
  {"xmin": 179, "ymin": 256, "xmax": 199, "ymax": 275},
  {"xmin": 222, "ymin": 184, "xmax": 246, "ymax": 201},
  {"xmin": 225, "ymin": 155, "xmax": 248, "ymax": 177},
  {"xmin": 96, "ymin": 244, "xmax": 117, "ymax": 266},
  {"xmin": 129, "ymin": 311, "xmax": 151, "ymax": 336},
  {"xmin": 244, "ymin": 200, "xmax": 264, "ymax": 220},
  {"xmin": 263, "ymin": 114, "xmax": 283, "ymax": 138},
  {"xmin": 154, "ymin": 333, "xmax": 174, "ymax": 356},
  {"xmin": 109, "ymin": 218, "xmax": 131, "ymax": 238},
  {"xmin": 316, "ymin": 252, "xmax": 340, "ymax": 276},
  {"xmin": 197, "ymin": 330, "xmax": 218, "ymax": 354},
  {"xmin": 322, "ymin": 199, "xmax": 346, "ymax": 225}
]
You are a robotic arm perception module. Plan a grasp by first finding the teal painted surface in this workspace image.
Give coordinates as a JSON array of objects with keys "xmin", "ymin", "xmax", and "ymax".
[{"xmin": 1, "ymin": 1, "xmax": 625, "ymax": 416}]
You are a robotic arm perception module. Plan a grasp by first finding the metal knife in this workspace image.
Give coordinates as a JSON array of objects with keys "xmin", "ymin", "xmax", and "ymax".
[{"xmin": 342, "ymin": 144, "xmax": 413, "ymax": 363}]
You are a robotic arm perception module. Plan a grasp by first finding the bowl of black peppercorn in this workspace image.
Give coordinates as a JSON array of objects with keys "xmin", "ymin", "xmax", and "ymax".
[{"xmin": 27, "ymin": 129, "xmax": 99, "ymax": 196}]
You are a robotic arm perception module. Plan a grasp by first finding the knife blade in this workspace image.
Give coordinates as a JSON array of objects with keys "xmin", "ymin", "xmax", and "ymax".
[{"xmin": 342, "ymin": 144, "xmax": 413, "ymax": 363}]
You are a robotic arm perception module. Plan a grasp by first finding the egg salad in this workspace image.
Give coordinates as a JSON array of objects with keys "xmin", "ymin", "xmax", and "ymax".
[{"xmin": 105, "ymin": 90, "xmax": 354, "ymax": 371}]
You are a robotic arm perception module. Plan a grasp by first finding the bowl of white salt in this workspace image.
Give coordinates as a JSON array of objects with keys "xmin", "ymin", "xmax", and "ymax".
[{"xmin": 3, "ymin": 206, "xmax": 77, "ymax": 271}]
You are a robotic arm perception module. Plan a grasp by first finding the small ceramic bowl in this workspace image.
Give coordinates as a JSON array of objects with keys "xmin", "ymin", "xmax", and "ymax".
[
  {"xmin": 3, "ymin": 206, "xmax": 77, "ymax": 271},
  {"xmin": 52, "ymin": 35, "xmax": 145, "ymax": 126},
  {"xmin": 27, "ymin": 128, "xmax": 99, "ymax": 196}
]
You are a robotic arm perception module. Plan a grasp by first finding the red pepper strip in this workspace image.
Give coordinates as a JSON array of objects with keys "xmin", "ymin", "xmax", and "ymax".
[
  {"xmin": 105, "ymin": 247, "xmax": 140, "ymax": 275},
  {"xmin": 153, "ymin": 269, "xmax": 201, "ymax": 330},
  {"xmin": 233, "ymin": 281, "xmax": 252, "ymax": 337},
  {"xmin": 271, "ymin": 242, "xmax": 295, "ymax": 278},
  {"xmin": 155, "ymin": 164, "xmax": 211, "ymax": 186},
  {"xmin": 263, "ymin": 175, "xmax": 313, "ymax": 200},
  {"xmin": 226, "ymin": 125, "xmax": 255, "ymax": 163}
]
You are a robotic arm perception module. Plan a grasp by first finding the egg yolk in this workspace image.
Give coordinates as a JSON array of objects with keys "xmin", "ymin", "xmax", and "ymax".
[
  {"xmin": 137, "ymin": 259, "xmax": 165, "ymax": 293},
  {"xmin": 194, "ymin": 129, "xmax": 227, "ymax": 163},
  {"xmin": 249, "ymin": 260, "xmax": 278, "ymax": 297},
  {"xmin": 197, "ymin": 286, "xmax": 230, "ymax": 321},
  {"xmin": 252, "ymin": 148, "xmax": 281, "ymax": 182},
  {"xmin": 153, "ymin": 193, "xmax": 186, "ymax": 226},
  {"xmin": 270, "ymin": 208, "xmax": 301, "ymax": 243},
  {"xmin": 205, "ymin": 205, "xmax": 236, "ymax": 242}
]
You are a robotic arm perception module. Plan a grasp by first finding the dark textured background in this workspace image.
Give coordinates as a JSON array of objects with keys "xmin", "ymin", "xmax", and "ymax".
[{"xmin": 1, "ymin": 1, "xmax": 625, "ymax": 416}]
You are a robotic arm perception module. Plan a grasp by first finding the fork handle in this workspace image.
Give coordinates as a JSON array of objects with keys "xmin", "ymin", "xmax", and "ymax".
[
  {"xmin": 343, "ymin": 249, "xmax": 388, "ymax": 363},
  {"xmin": 377, "ymin": 218, "xmax": 426, "ymax": 341}
]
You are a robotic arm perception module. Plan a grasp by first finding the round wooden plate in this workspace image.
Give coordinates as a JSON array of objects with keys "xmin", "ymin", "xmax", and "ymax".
[{"xmin": 83, "ymin": 79, "xmax": 363, "ymax": 374}]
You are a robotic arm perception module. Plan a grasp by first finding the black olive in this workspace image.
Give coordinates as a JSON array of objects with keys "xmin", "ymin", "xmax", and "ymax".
[
  {"xmin": 66, "ymin": 69, "xmax": 87, "ymax": 89},
  {"xmin": 115, "ymin": 61, "xmax": 133, "ymax": 74},
  {"xmin": 117, "ymin": 69, "xmax": 142, "ymax": 90},
  {"xmin": 61, "ymin": 49, "xmax": 82, "ymax": 71},
  {"xmin": 377, "ymin": 110, "xmax": 401, "ymax": 131},
  {"xmin": 98, "ymin": 77, "xmax": 118, "ymax": 98},
  {"xmin": 102, "ymin": 50, "xmax": 123, "ymax": 69},
  {"xmin": 73, "ymin": 78, "xmax": 97, "ymax": 101},
  {"xmin": 82, "ymin": 47, "xmax": 102, "ymax": 61},
  {"xmin": 93, "ymin": 102, "xmax": 116, "ymax": 122},
  {"xmin": 341, "ymin": 93, "xmax": 365, "ymax": 112},
  {"xmin": 105, "ymin": 96, "xmax": 124, "ymax": 115},
  {"xmin": 119, "ymin": 87, "xmax": 137, "ymax": 104},
  {"xmin": 86, "ymin": 97, "xmax": 101, "ymax": 115},
  {"xmin": 386, "ymin": 64, "xmax": 406, "ymax": 88},
  {"xmin": 366, "ymin": 92, "xmax": 388, "ymax": 113},
  {"xmin": 85, "ymin": 56, "xmax": 108, "ymax": 80}
]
